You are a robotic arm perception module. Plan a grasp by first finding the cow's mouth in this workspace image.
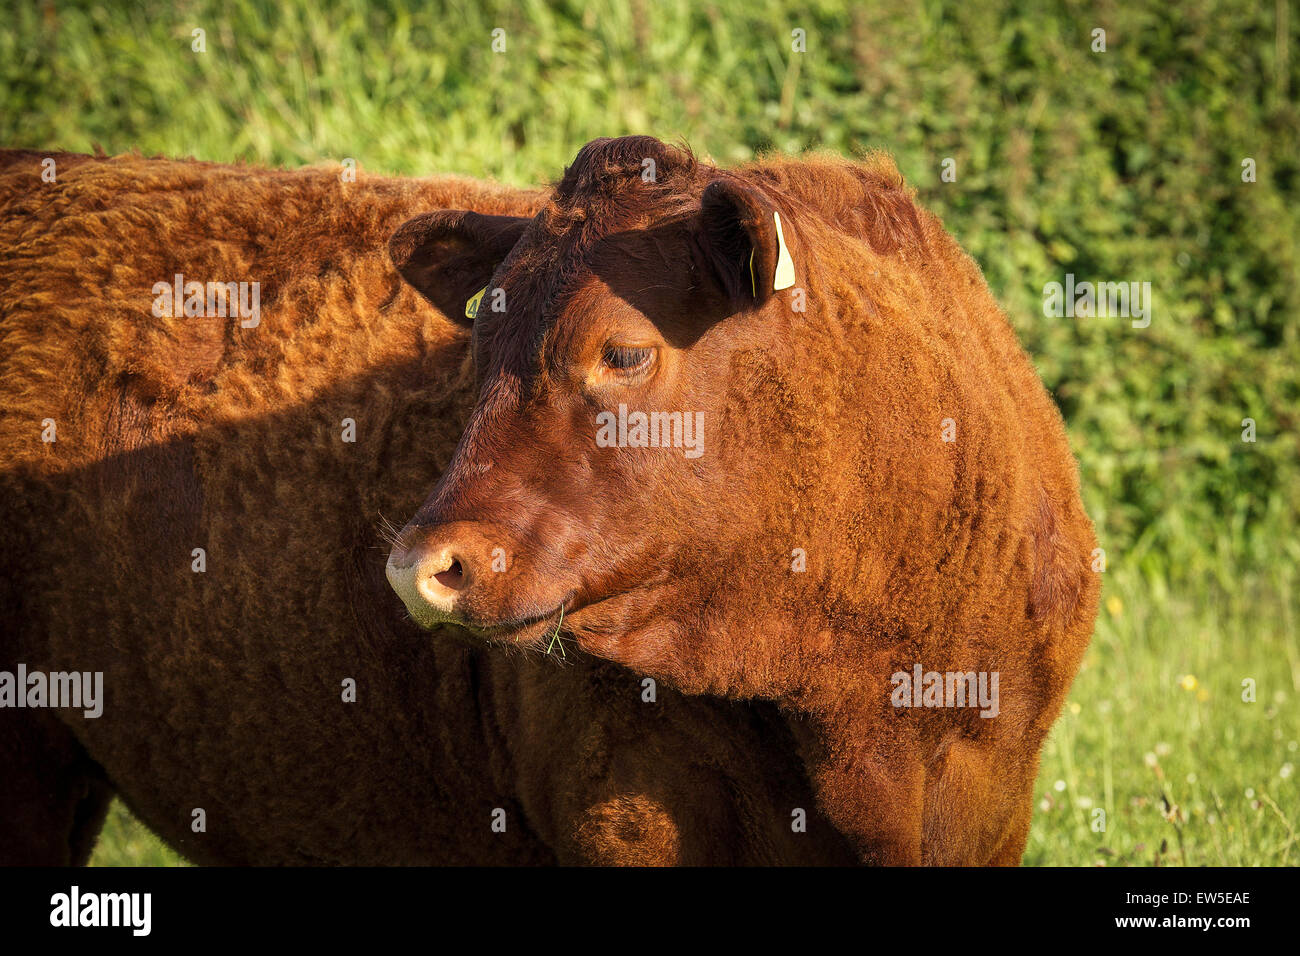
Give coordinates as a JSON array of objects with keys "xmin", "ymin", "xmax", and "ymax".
[
  {"xmin": 452, "ymin": 592, "xmax": 585, "ymax": 653},
  {"xmin": 457, "ymin": 585, "xmax": 645, "ymax": 655}
]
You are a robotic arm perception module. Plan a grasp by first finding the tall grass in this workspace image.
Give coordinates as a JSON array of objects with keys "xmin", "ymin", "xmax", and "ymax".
[{"xmin": 1028, "ymin": 558, "xmax": 1298, "ymax": 866}]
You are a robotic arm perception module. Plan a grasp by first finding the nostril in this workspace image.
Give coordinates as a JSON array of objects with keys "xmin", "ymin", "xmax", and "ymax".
[{"xmin": 434, "ymin": 558, "xmax": 465, "ymax": 591}]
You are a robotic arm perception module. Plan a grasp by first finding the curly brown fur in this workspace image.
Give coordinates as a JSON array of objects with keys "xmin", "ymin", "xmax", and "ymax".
[
  {"xmin": 0, "ymin": 138, "xmax": 1096, "ymax": 866},
  {"xmin": 384, "ymin": 135, "xmax": 1100, "ymax": 865},
  {"xmin": 0, "ymin": 149, "xmax": 854, "ymax": 865}
]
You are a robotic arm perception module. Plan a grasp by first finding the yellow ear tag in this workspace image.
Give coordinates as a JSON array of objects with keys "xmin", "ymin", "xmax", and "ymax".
[
  {"xmin": 465, "ymin": 286, "xmax": 487, "ymax": 320},
  {"xmin": 772, "ymin": 212, "xmax": 795, "ymax": 290},
  {"xmin": 748, "ymin": 248, "xmax": 757, "ymax": 298}
]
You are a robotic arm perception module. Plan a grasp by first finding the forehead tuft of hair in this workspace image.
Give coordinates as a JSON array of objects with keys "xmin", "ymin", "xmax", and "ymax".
[
  {"xmin": 554, "ymin": 136, "xmax": 701, "ymax": 203},
  {"xmin": 502, "ymin": 137, "xmax": 710, "ymax": 315},
  {"xmin": 543, "ymin": 137, "xmax": 711, "ymax": 237}
]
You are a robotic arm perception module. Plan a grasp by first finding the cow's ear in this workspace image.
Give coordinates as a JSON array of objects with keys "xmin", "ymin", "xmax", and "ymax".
[
  {"xmin": 697, "ymin": 178, "xmax": 798, "ymax": 307},
  {"xmin": 389, "ymin": 210, "xmax": 529, "ymax": 326}
]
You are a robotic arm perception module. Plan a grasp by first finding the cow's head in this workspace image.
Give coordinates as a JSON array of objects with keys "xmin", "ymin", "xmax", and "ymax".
[{"xmin": 384, "ymin": 136, "xmax": 919, "ymax": 694}]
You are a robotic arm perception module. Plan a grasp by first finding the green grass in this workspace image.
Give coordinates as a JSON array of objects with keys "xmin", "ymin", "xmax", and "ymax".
[
  {"xmin": 1026, "ymin": 559, "xmax": 1299, "ymax": 866},
  {"xmin": 91, "ymin": 801, "xmax": 186, "ymax": 867},
  {"xmin": 5, "ymin": 0, "xmax": 1294, "ymax": 866}
]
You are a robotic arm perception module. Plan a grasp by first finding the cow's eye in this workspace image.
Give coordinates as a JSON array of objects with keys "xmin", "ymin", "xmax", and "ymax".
[{"xmin": 602, "ymin": 345, "xmax": 654, "ymax": 374}]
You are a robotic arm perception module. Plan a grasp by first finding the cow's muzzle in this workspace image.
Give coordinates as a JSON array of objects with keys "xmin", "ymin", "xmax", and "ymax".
[{"xmin": 385, "ymin": 520, "xmax": 494, "ymax": 629}]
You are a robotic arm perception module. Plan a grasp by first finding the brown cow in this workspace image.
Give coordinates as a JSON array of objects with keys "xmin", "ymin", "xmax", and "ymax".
[
  {"xmin": 383, "ymin": 135, "xmax": 1100, "ymax": 864},
  {"xmin": 0, "ymin": 137, "xmax": 1096, "ymax": 865}
]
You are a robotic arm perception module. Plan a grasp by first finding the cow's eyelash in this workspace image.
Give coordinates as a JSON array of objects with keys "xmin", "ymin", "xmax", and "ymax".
[{"xmin": 602, "ymin": 345, "xmax": 654, "ymax": 373}]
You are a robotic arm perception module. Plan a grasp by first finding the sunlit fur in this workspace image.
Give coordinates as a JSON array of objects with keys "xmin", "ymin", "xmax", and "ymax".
[
  {"xmin": 392, "ymin": 136, "xmax": 1100, "ymax": 865},
  {"xmin": 0, "ymin": 137, "xmax": 1096, "ymax": 865}
]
